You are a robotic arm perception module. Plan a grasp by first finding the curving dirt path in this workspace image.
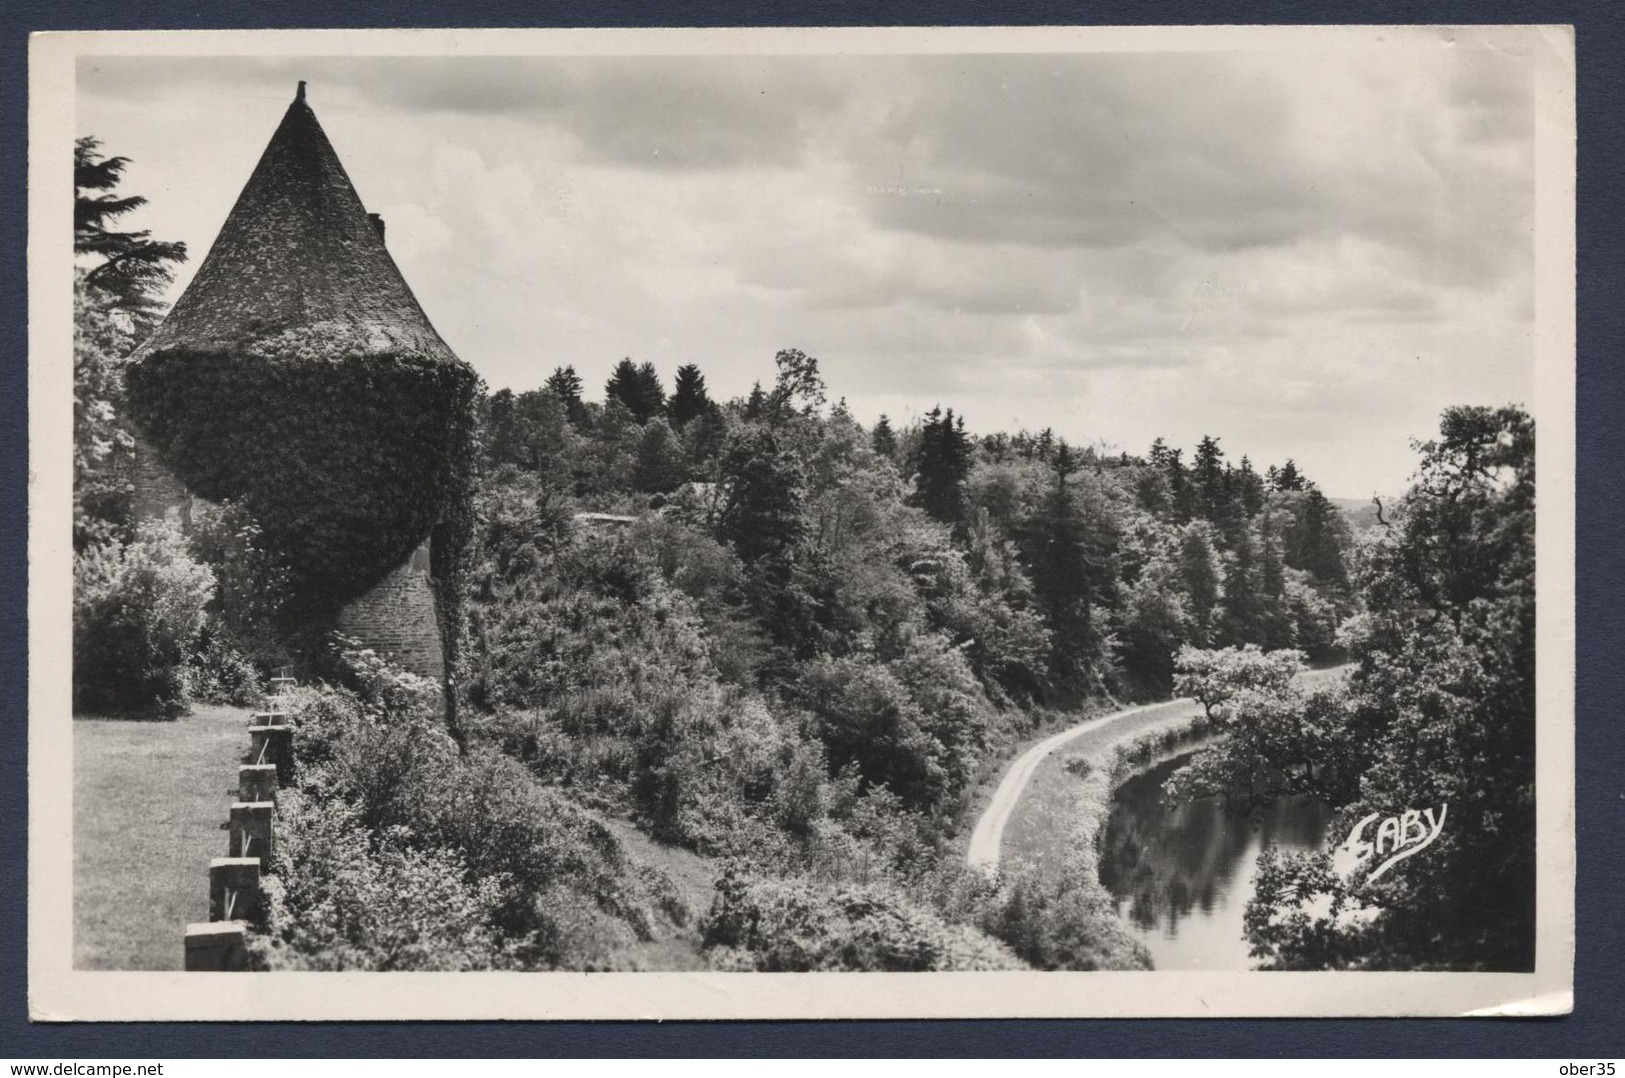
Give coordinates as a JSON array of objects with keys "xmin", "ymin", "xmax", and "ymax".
[{"xmin": 965, "ymin": 665, "xmax": 1352, "ymax": 872}]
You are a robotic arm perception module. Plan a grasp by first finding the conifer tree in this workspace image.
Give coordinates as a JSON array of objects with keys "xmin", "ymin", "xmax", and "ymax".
[
  {"xmin": 634, "ymin": 361, "xmax": 667, "ymax": 421},
  {"xmin": 1165, "ymin": 447, "xmax": 1193, "ymax": 522},
  {"xmin": 1237, "ymin": 455, "xmax": 1266, "ymax": 516},
  {"xmin": 1288, "ymin": 484, "xmax": 1349, "ymax": 588},
  {"xmin": 911, "ymin": 405, "xmax": 973, "ymax": 526},
  {"xmin": 871, "ymin": 414, "xmax": 898, "ymax": 460},
  {"xmin": 1219, "ymin": 526, "xmax": 1262, "ymax": 645},
  {"xmin": 605, "ymin": 358, "xmax": 665, "ymax": 423},
  {"xmin": 1023, "ymin": 441, "xmax": 1101, "ymax": 690},
  {"xmin": 718, "ymin": 426, "xmax": 806, "ymax": 564},
  {"xmin": 1256, "ymin": 511, "xmax": 1295, "ymax": 649},
  {"xmin": 668, "ymin": 363, "xmax": 715, "ymax": 429},
  {"xmin": 743, "ymin": 382, "xmax": 769, "ymax": 421},
  {"xmin": 1274, "ymin": 458, "xmax": 1306, "ymax": 492},
  {"xmin": 75, "ymin": 136, "xmax": 189, "ymax": 320},
  {"xmin": 606, "ymin": 358, "xmax": 641, "ymax": 417},
  {"xmin": 1193, "ymin": 435, "xmax": 1227, "ymax": 520},
  {"xmin": 544, "ymin": 365, "xmax": 589, "ymax": 427},
  {"xmin": 1178, "ymin": 520, "xmax": 1223, "ymax": 643},
  {"xmin": 485, "ymin": 388, "xmax": 521, "ymax": 465}
]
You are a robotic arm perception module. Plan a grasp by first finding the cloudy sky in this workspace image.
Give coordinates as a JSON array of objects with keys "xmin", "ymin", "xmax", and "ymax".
[{"xmin": 77, "ymin": 40, "xmax": 1538, "ymax": 496}]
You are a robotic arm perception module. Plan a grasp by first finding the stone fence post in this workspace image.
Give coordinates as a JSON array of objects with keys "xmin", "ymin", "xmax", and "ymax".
[{"xmin": 229, "ymin": 801, "xmax": 276, "ymax": 868}]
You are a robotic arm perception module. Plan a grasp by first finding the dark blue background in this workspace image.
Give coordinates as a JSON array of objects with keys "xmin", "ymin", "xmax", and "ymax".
[{"xmin": 4, "ymin": 0, "xmax": 1620, "ymax": 1058}]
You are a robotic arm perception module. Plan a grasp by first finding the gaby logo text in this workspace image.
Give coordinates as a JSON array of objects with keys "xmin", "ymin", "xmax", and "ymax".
[{"xmin": 1342, "ymin": 804, "xmax": 1447, "ymax": 884}]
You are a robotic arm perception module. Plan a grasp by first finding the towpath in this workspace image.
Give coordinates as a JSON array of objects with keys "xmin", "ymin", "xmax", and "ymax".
[{"xmin": 965, "ymin": 664, "xmax": 1351, "ymax": 871}]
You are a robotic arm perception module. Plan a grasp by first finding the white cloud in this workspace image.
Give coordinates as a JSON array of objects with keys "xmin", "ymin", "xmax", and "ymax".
[{"xmin": 75, "ymin": 44, "xmax": 1537, "ymax": 495}]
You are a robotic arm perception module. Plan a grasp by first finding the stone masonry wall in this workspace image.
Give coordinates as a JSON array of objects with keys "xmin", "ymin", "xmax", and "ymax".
[
  {"xmin": 335, "ymin": 539, "xmax": 444, "ymax": 679},
  {"xmin": 130, "ymin": 434, "xmax": 197, "ymax": 527}
]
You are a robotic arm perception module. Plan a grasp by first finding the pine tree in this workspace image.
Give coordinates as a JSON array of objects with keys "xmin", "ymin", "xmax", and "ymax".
[
  {"xmin": 871, "ymin": 414, "xmax": 898, "ymax": 460},
  {"xmin": 911, "ymin": 405, "xmax": 972, "ymax": 526},
  {"xmin": 743, "ymin": 382, "xmax": 769, "ymax": 421},
  {"xmin": 668, "ymin": 363, "xmax": 715, "ymax": 429},
  {"xmin": 544, "ymin": 366, "xmax": 588, "ymax": 427},
  {"xmin": 1219, "ymin": 526, "xmax": 1262, "ymax": 645},
  {"xmin": 718, "ymin": 426, "xmax": 806, "ymax": 564},
  {"xmin": 605, "ymin": 358, "xmax": 664, "ymax": 423},
  {"xmin": 1237, "ymin": 455, "xmax": 1266, "ymax": 516},
  {"xmin": 1024, "ymin": 441, "xmax": 1098, "ymax": 690},
  {"xmin": 1275, "ymin": 458, "xmax": 1306, "ymax": 492},
  {"xmin": 1178, "ymin": 521, "xmax": 1223, "ymax": 643},
  {"xmin": 1193, "ymin": 435, "xmax": 1226, "ymax": 520},
  {"xmin": 634, "ymin": 361, "xmax": 667, "ymax": 421}
]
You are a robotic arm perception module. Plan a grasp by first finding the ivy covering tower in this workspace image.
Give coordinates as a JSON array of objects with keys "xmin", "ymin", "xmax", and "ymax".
[{"xmin": 124, "ymin": 83, "xmax": 480, "ymax": 719}]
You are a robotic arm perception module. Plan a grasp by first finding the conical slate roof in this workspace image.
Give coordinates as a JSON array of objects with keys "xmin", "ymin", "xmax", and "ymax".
[{"xmin": 135, "ymin": 82, "xmax": 457, "ymax": 364}]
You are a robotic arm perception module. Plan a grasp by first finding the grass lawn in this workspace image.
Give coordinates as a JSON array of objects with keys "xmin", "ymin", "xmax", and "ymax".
[{"xmin": 74, "ymin": 703, "xmax": 252, "ymax": 970}]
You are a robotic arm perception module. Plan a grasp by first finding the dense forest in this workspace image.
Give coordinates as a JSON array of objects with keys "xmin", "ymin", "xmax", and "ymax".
[{"xmin": 71, "ymin": 137, "xmax": 1534, "ymax": 973}]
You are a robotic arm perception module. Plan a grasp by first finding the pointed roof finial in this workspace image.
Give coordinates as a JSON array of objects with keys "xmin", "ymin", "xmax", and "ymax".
[{"xmin": 296, "ymin": 80, "xmax": 307, "ymax": 103}]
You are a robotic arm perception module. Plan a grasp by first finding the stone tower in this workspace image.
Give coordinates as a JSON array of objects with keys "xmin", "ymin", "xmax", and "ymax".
[{"xmin": 127, "ymin": 83, "xmax": 475, "ymax": 681}]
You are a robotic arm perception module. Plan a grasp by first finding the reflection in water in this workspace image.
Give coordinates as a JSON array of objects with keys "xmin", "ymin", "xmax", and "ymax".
[{"xmin": 1097, "ymin": 750, "xmax": 1331, "ymax": 970}]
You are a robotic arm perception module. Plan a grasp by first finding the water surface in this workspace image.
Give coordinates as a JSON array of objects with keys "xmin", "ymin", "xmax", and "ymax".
[{"xmin": 1097, "ymin": 749, "xmax": 1331, "ymax": 970}]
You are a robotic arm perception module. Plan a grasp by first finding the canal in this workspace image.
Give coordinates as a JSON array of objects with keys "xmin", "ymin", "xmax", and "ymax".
[{"xmin": 1096, "ymin": 747, "xmax": 1332, "ymax": 970}]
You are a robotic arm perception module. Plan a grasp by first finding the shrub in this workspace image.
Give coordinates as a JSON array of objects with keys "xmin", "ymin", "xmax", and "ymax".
[
  {"xmin": 980, "ymin": 870, "xmax": 1149, "ymax": 971},
  {"xmin": 73, "ymin": 520, "xmax": 215, "ymax": 716},
  {"xmin": 189, "ymin": 629, "xmax": 263, "ymax": 707},
  {"xmin": 700, "ymin": 871, "xmax": 1025, "ymax": 971},
  {"xmin": 274, "ymin": 678, "xmax": 686, "ymax": 970},
  {"xmin": 797, "ymin": 632, "xmax": 997, "ymax": 818},
  {"xmin": 467, "ymin": 534, "xmax": 824, "ymax": 850},
  {"xmin": 335, "ymin": 635, "xmax": 443, "ymax": 723},
  {"xmin": 797, "ymin": 654, "xmax": 950, "ymax": 812},
  {"xmin": 256, "ymin": 795, "xmax": 511, "ymax": 971}
]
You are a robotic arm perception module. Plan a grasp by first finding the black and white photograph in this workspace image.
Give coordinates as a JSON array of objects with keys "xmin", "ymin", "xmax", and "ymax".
[{"xmin": 27, "ymin": 25, "xmax": 1575, "ymax": 1019}]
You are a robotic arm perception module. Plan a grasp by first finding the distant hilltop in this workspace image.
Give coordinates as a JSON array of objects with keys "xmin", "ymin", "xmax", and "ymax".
[{"xmin": 1329, "ymin": 496, "xmax": 1387, "ymax": 532}]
